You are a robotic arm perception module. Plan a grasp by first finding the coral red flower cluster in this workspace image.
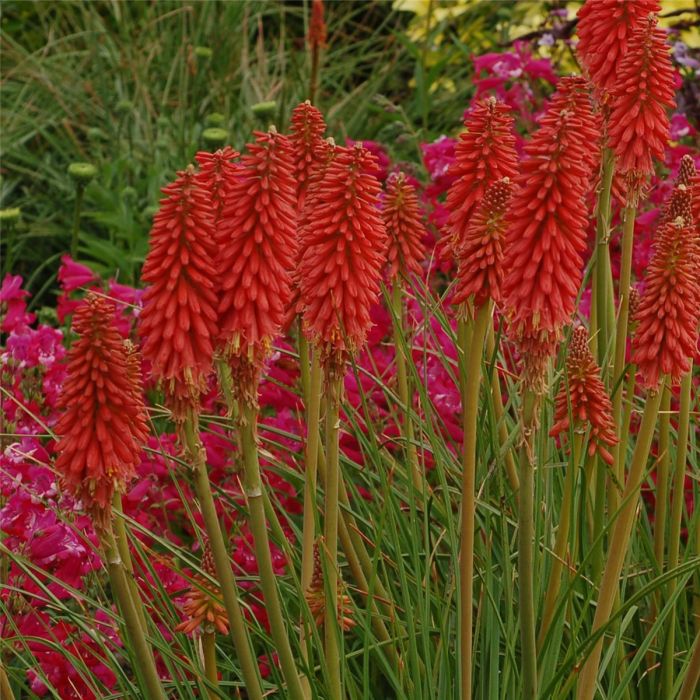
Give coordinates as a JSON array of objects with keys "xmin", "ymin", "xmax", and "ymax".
[
  {"xmin": 444, "ymin": 97, "xmax": 518, "ymax": 257},
  {"xmin": 502, "ymin": 89, "xmax": 592, "ymax": 388},
  {"xmin": 175, "ymin": 541, "xmax": 229, "ymax": 636},
  {"xmin": 576, "ymin": 0, "xmax": 660, "ymax": 100},
  {"xmin": 289, "ymin": 100, "xmax": 328, "ymax": 209},
  {"xmin": 139, "ymin": 166, "xmax": 219, "ymax": 417},
  {"xmin": 607, "ymin": 14, "xmax": 675, "ymax": 197},
  {"xmin": 299, "ymin": 143, "xmax": 387, "ymax": 369},
  {"xmin": 55, "ymin": 294, "xmax": 148, "ymax": 528},
  {"xmin": 217, "ymin": 129, "xmax": 297, "ymax": 397},
  {"xmin": 382, "ymin": 171, "xmax": 426, "ymax": 281},
  {"xmin": 544, "ymin": 76, "xmax": 601, "ymax": 184},
  {"xmin": 308, "ymin": 0, "xmax": 327, "ymax": 50},
  {"xmin": 452, "ymin": 177, "xmax": 511, "ymax": 314},
  {"xmin": 549, "ymin": 327, "xmax": 618, "ymax": 465},
  {"xmin": 632, "ymin": 217, "xmax": 700, "ymax": 388},
  {"xmin": 195, "ymin": 147, "xmax": 240, "ymax": 223}
]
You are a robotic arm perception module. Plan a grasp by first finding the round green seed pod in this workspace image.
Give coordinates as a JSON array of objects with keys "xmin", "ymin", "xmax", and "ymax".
[
  {"xmin": 205, "ymin": 112, "xmax": 226, "ymax": 127},
  {"xmin": 68, "ymin": 162, "xmax": 97, "ymax": 184},
  {"xmin": 116, "ymin": 99, "xmax": 134, "ymax": 115},
  {"xmin": 202, "ymin": 128, "xmax": 228, "ymax": 148},
  {"xmin": 251, "ymin": 100, "xmax": 277, "ymax": 118}
]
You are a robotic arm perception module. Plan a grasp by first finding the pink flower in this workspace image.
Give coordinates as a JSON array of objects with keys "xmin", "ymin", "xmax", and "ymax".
[
  {"xmin": 0, "ymin": 274, "xmax": 35, "ymax": 332},
  {"xmin": 57, "ymin": 255, "xmax": 97, "ymax": 292}
]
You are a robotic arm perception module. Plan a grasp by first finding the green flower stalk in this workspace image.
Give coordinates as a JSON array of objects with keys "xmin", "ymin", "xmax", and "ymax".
[
  {"xmin": 67, "ymin": 162, "xmax": 96, "ymax": 258},
  {"xmin": 663, "ymin": 367, "xmax": 693, "ymax": 698},
  {"xmin": 540, "ymin": 327, "xmax": 617, "ymax": 647},
  {"xmin": 382, "ymin": 171, "xmax": 428, "ymax": 497},
  {"xmin": 576, "ymin": 385, "xmax": 664, "ymax": 700},
  {"xmin": 298, "ymin": 143, "xmax": 389, "ymax": 698}
]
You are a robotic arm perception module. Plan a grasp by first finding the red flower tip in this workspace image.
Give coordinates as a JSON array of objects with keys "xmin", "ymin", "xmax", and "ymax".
[
  {"xmin": 632, "ymin": 217, "xmax": 700, "ymax": 388},
  {"xmin": 577, "ymin": 0, "xmax": 661, "ymax": 99},
  {"xmin": 502, "ymin": 106, "xmax": 591, "ymax": 354},
  {"xmin": 308, "ymin": 0, "xmax": 328, "ymax": 50},
  {"xmin": 140, "ymin": 166, "xmax": 219, "ymax": 418},
  {"xmin": 608, "ymin": 13, "xmax": 676, "ymax": 198},
  {"xmin": 543, "ymin": 76, "xmax": 601, "ymax": 183},
  {"xmin": 195, "ymin": 147, "xmax": 240, "ymax": 223},
  {"xmin": 217, "ymin": 130, "xmax": 297, "ymax": 397},
  {"xmin": 300, "ymin": 143, "xmax": 387, "ymax": 370},
  {"xmin": 289, "ymin": 101, "xmax": 328, "ymax": 209},
  {"xmin": 444, "ymin": 97, "xmax": 518, "ymax": 259},
  {"xmin": 55, "ymin": 293, "xmax": 148, "ymax": 529},
  {"xmin": 452, "ymin": 177, "xmax": 511, "ymax": 314},
  {"xmin": 549, "ymin": 326, "xmax": 618, "ymax": 465},
  {"xmin": 383, "ymin": 171, "xmax": 427, "ymax": 281}
]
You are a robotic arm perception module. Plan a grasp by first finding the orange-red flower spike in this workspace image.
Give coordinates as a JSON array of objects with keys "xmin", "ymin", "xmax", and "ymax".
[
  {"xmin": 140, "ymin": 166, "xmax": 219, "ymax": 418},
  {"xmin": 445, "ymin": 97, "xmax": 518, "ymax": 258},
  {"xmin": 608, "ymin": 13, "xmax": 676, "ymax": 199},
  {"xmin": 299, "ymin": 143, "xmax": 387, "ymax": 371},
  {"xmin": 549, "ymin": 327, "xmax": 618, "ymax": 465},
  {"xmin": 632, "ymin": 217, "xmax": 700, "ymax": 389},
  {"xmin": 383, "ymin": 171, "xmax": 427, "ymax": 282},
  {"xmin": 577, "ymin": 0, "xmax": 660, "ymax": 101},
  {"xmin": 452, "ymin": 177, "xmax": 511, "ymax": 314},
  {"xmin": 55, "ymin": 294, "xmax": 148, "ymax": 529}
]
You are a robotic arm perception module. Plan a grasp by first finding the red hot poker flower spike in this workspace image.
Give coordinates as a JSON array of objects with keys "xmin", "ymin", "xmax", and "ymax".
[
  {"xmin": 549, "ymin": 327, "xmax": 618, "ymax": 465},
  {"xmin": 608, "ymin": 14, "xmax": 676, "ymax": 199},
  {"xmin": 176, "ymin": 540, "xmax": 229, "ymax": 636},
  {"xmin": 140, "ymin": 166, "xmax": 219, "ymax": 418},
  {"xmin": 300, "ymin": 143, "xmax": 387, "ymax": 370},
  {"xmin": 55, "ymin": 294, "xmax": 148, "ymax": 529},
  {"xmin": 217, "ymin": 129, "xmax": 297, "ymax": 400},
  {"xmin": 444, "ymin": 97, "xmax": 518, "ymax": 258},
  {"xmin": 452, "ymin": 177, "xmax": 511, "ymax": 314},
  {"xmin": 632, "ymin": 217, "xmax": 700, "ymax": 389},
  {"xmin": 308, "ymin": 0, "xmax": 327, "ymax": 50},
  {"xmin": 502, "ymin": 105, "xmax": 591, "ymax": 391},
  {"xmin": 383, "ymin": 171, "xmax": 427, "ymax": 281},
  {"xmin": 576, "ymin": 0, "xmax": 660, "ymax": 100},
  {"xmin": 195, "ymin": 147, "xmax": 240, "ymax": 223},
  {"xmin": 289, "ymin": 101, "xmax": 328, "ymax": 210}
]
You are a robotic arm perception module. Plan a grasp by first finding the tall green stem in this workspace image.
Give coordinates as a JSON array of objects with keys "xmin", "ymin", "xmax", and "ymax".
[
  {"xmin": 611, "ymin": 206, "xmax": 637, "ymax": 457},
  {"xmin": 610, "ymin": 364, "xmax": 637, "ymax": 516},
  {"xmin": 576, "ymin": 385, "xmax": 664, "ymax": 700},
  {"xmin": 184, "ymin": 419, "xmax": 264, "ymax": 700},
  {"xmin": 324, "ymin": 375, "xmax": 343, "ymax": 700},
  {"xmin": 518, "ymin": 389, "xmax": 540, "ymax": 700},
  {"xmin": 71, "ymin": 185, "xmax": 85, "ymax": 258},
  {"xmin": 663, "ymin": 368, "xmax": 693, "ymax": 697},
  {"xmin": 458, "ymin": 303, "xmax": 491, "ymax": 700},
  {"xmin": 392, "ymin": 281, "xmax": 423, "ymax": 496},
  {"xmin": 486, "ymin": 326, "xmax": 519, "ymax": 499},
  {"xmin": 538, "ymin": 433, "xmax": 582, "ymax": 649},
  {"xmin": 593, "ymin": 148, "xmax": 616, "ymax": 372},
  {"xmin": 0, "ymin": 662, "xmax": 16, "ymax": 700},
  {"xmin": 238, "ymin": 401, "xmax": 305, "ymax": 700},
  {"xmin": 112, "ymin": 492, "xmax": 147, "ymax": 634},
  {"xmin": 300, "ymin": 352, "xmax": 322, "ymax": 694},
  {"xmin": 100, "ymin": 524, "xmax": 166, "ymax": 699},
  {"xmin": 202, "ymin": 631, "xmax": 219, "ymax": 700},
  {"xmin": 679, "ymin": 627, "xmax": 700, "ymax": 700},
  {"xmin": 653, "ymin": 382, "xmax": 672, "ymax": 570}
]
